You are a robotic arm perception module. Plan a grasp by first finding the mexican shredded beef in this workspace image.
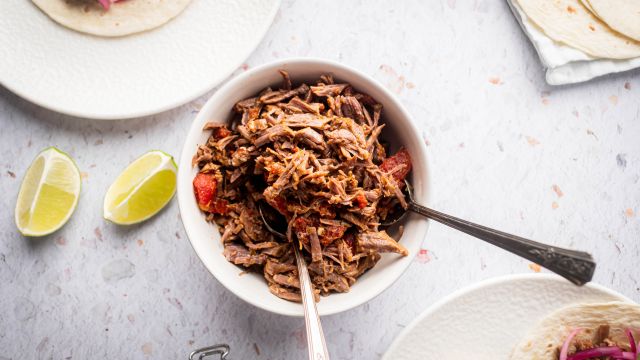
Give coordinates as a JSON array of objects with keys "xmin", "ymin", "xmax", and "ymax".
[
  {"xmin": 558, "ymin": 325, "xmax": 637, "ymax": 360},
  {"xmin": 193, "ymin": 71, "xmax": 412, "ymax": 302}
]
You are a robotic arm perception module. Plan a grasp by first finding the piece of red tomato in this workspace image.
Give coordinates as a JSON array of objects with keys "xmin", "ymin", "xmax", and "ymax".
[
  {"xmin": 213, "ymin": 127, "xmax": 232, "ymax": 139},
  {"xmin": 379, "ymin": 147, "xmax": 412, "ymax": 184},
  {"xmin": 354, "ymin": 193, "xmax": 368, "ymax": 209},
  {"xmin": 321, "ymin": 224, "xmax": 348, "ymax": 246},
  {"xmin": 193, "ymin": 173, "xmax": 217, "ymax": 212},
  {"xmin": 210, "ymin": 199, "xmax": 228, "ymax": 215}
]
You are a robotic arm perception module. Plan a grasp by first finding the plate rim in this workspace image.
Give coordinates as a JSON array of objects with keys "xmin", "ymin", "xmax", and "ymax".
[
  {"xmin": 382, "ymin": 273, "xmax": 633, "ymax": 359},
  {"xmin": 0, "ymin": 0, "xmax": 281, "ymax": 120}
]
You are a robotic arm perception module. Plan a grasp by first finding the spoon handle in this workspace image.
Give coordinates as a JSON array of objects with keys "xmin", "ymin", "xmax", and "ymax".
[
  {"xmin": 294, "ymin": 245, "xmax": 330, "ymax": 360},
  {"xmin": 408, "ymin": 202, "xmax": 596, "ymax": 285}
]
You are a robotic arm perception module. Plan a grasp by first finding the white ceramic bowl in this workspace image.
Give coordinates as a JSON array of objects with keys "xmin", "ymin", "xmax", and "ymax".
[{"xmin": 177, "ymin": 58, "xmax": 431, "ymax": 316}]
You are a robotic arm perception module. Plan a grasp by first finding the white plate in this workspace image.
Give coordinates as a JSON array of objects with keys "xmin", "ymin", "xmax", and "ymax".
[
  {"xmin": 0, "ymin": 0, "xmax": 280, "ymax": 119},
  {"xmin": 383, "ymin": 274, "xmax": 634, "ymax": 360}
]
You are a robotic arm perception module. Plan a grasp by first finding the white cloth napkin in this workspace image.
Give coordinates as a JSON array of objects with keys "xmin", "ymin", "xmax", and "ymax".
[{"xmin": 507, "ymin": 0, "xmax": 640, "ymax": 85}]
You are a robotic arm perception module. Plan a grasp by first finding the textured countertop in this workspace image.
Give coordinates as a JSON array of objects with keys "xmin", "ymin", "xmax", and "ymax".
[{"xmin": 1, "ymin": 1, "xmax": 638, "ymax": 359}]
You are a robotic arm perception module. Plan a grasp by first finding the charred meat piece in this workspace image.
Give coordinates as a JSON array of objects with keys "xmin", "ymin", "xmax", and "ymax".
[
  {"xmin": 273, "ymin": 273, "xmax": 300, "ymax": 288},
  {"xmin": 269, "ymin": 283, "xmax": 301, "ymax": 302},
  {"xmin": 295, "ymin": 127, "xmax": 326, "ymax": 150},
  {"xmin": 264, "ymin": 259, "xmax": 297, "ymax": 276},
  {"xmin": 356, "ymin": 231, "xmax": 409, "ymax": 256},
  {"xmin": 223, "ymin": 244, "xmax": 267, "ymax": 267},
  {"xmin": 283, "ymin": 113, "xmax": 331, "ymax": 129},
  {"xmin": 310, "ymin": 84, "xmax": 349, "ymax": 97},
  {"xmin": 258, "ymin": 84, "xmax": 309, "ymax": 104},
  {"xmin": 379, "ymin": 147, "xmax": 412, "ymax": 185}
]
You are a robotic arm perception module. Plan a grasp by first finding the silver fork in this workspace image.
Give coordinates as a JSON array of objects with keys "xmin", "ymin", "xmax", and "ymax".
[
  {"xmin": 381, "ymin": 180, "xmax": 596, "ymax": 285},
  {"xmin": 259, "ymin": 204, "xmax": 330, "ymax": 360}
]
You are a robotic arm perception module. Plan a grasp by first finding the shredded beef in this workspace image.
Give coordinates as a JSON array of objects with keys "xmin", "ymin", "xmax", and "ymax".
[{"xmin": 193, "ymin": 71, "xmax": 413, "ymax": 302}]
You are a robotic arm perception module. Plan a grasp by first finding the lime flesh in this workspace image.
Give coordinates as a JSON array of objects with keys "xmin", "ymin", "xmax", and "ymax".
[
  {"xmin": 103, "ymin": 151, "xmax": 177, "ymax": 225},
  {"xmin": 15, "ymin": 147, "xmax": 81, "ymax": 236}
]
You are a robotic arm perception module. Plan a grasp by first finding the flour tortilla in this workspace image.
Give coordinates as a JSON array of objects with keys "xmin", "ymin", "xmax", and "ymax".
[
  {"xmin": 516, "ymin": 0, "xmax": 640, "ymax": 59},
  {"xmin": 584, "ymin": 0, "xmax": 640, "ymax": 42},
  {"xmin": 32, "ymin": 0, "xmax": 192, "ymax": 37},
  {"xmin": 510, "ymin": 302, "xmax": 640, "ymax": 360},
  {"xmin": 578, "ymin": 0, "xmax": 596, "ymax": 14}
]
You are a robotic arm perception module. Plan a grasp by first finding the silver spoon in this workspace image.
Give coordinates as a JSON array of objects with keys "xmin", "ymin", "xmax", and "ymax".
[
  {"xmin": 382, "ymin": 180, "xmax": 596, "ymax": 285},
  {"xmin": 258, "ymin": 205, "xmax": 330, "ymax": 360}
]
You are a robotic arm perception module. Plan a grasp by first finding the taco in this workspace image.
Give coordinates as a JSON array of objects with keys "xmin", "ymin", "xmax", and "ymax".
[
  {"xmin": 511, "ymin": 302, "xmax": 640, "ymax": 360},
  {"xmin": 32, "ymin": 0, "xmax": 192, "ymax": 37}
]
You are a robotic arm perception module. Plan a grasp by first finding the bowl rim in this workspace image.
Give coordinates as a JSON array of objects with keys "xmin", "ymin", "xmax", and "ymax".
[{"xmin": 177, "ymin": 57, "xmax": 431, "ymax": 316}]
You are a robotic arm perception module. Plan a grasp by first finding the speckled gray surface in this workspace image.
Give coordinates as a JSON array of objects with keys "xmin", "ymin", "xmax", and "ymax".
[{"xmin": 1, "ymin": 1, "xmax": 639, "ymax": 359}]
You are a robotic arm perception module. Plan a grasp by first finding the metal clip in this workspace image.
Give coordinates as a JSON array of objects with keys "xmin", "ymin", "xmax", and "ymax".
[{"xmin": 189, "ymin": 344, "xmax": 230, "ymax": 360}]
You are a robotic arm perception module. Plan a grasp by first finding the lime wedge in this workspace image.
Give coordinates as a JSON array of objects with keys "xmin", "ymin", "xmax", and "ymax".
[
  {"xmin": 15, "ymin": 147, "xmax": 81, "ymax": 237},
  {"xmin": 103, "ymin": 150, "xmax": 177, "ymax": 225}
]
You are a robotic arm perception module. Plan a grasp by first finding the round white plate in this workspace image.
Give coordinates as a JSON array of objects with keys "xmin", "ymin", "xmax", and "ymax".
[
  {"xmin": 383, "ymin": 274, "xmax": 634, "ymax": 360},
  {"xmin": 0, "ymin": 0, "xmax": 280, "ymax": 119}
]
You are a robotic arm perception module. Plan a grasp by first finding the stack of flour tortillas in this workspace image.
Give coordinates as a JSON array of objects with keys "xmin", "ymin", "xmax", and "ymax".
[{"xmin": 508, "ymin": 0, "xmax": 640, "ymax": 85}]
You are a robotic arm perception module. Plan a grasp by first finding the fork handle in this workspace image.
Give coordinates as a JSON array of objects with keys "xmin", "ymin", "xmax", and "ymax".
[
  {"xmin": 294, "ymin": 245, "xmax": 330, "ymax": 360},
  {"xmin": 408, "ymin": 202, "xmax": 596, "ymax": 285}
]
